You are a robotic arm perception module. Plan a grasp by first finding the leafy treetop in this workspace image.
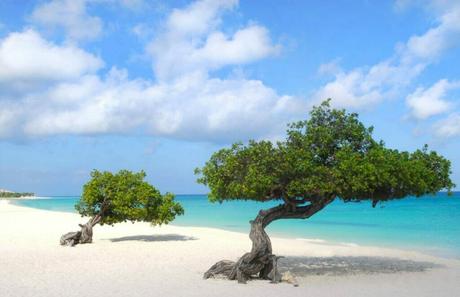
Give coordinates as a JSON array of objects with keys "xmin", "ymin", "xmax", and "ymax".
[
  {"xmin": 195, "ymin": 100, "xmax": 454, "ymax": 206},
  {"xmin": 76, "ymin": 170, "xmax": 184, "ymax": 225}
]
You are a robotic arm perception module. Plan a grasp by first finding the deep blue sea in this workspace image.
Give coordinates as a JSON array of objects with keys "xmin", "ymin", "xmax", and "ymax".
[{"xmin": 11, "ymin": 193, "xmax": 460, "ymax": 258}]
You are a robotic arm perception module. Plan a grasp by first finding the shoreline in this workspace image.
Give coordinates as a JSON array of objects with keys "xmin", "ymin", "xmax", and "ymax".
[
  {"xmin": 7, "ymin": 198, "xmax": 460, "ymax": 260},
  {"xmin": 2, "ymin": 200, "xmax": 459, "ymax": 264},
  {"xmin": 0, "ymin": 196, "xmax": 37, "ymax": 200},
  {"xmin": 1, "ymin": 201, "xmax": 459, "ymax": 297}
]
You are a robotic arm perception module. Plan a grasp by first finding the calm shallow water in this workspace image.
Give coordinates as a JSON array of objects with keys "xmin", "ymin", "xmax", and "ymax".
[{"xmin": 11, "ymin": 193, "xmax": 460, "ymax": 258}]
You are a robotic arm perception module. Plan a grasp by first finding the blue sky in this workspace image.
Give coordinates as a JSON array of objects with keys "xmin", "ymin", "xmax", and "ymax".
[{"xmin": 0, "ymin": 0, "xmax": 459, "ymax": 195}]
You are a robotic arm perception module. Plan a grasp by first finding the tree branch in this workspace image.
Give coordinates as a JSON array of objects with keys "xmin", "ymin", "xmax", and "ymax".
[{"xmin": 261, "ymin": 195, "xmax": 335, "ymax": 228}]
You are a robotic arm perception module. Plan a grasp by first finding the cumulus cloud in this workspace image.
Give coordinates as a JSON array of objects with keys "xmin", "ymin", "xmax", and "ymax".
[
  {"xmin": 148, "ymin": 0, "xmax": 279, "ymax": 81},
  {"xmin": 30, "ymin": 0, "xmax": 103, "ymax": 41},
  {"xmin": 313, "ymin": 2, "xmax": 460, "ymax": 109},
  {"xmin": 433, "ymin": 113, "xmax": 460, "ymax": 138},
  {"xmin": 0, "ymin": 0, "xmax": 304, "ymax": 142},
  {"xmin": 166, "ymin": 0, "xmax": 236, "ymax": 36},
  {"xmin": 311, "ymin": 1, "xmax": 460, "ymax": 141},
  {"xmin": 13, "ymin": 70, "xmax": 299, "ymax": 141},
  {"xmin": 0, "ymin": 29, "xmax": 102, "ymax": 85},
  {"xmin": 313, "ymin": 60, "xmax": 426, "ymax": 109},
  {"xmin": 406, "ymin": 79, "xmax": 459, "ymax": 120},
  {"xmin": 1, "ymin": 66, "xmax": 301, "ymax": 141},
  {"xmin": 404, "ymin": 8, "xmax": 460, "ymax": 61}
]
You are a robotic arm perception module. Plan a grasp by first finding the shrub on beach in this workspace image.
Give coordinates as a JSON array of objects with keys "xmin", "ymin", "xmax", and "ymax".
[{"xmin": 60, "ymin": 170, "xmax": 184, "ymax": 246}]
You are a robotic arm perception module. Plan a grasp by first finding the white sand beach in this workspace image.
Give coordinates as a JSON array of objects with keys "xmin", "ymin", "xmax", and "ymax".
[{"xmin": 1, "ymin": 201, "xmax": 459, "ymax": 297}]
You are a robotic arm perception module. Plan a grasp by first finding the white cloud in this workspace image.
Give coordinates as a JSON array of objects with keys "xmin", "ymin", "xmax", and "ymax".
[
  {"xmin": 313, "ymin": 69, "xmax": 382, "ymax": 109},
  {"xmin": 2, "ymin": 68, "xmax": 302, "ymax": 141},
  {"xmin": 30, "ymin": 0, "xmax": 103, "ymax": 41},
  {"xmin": 0, "ymin": 0, "xmax": 305, "ymax": 142},
  {"xmin": 314, "ymin": 59, "xmax": 426, "ymax": 109},
  {"xmin": 198, "ymin": 26, "xmax": 279, "ymax": 64},
  {"xmin": 0, "ymin": 30, "xmax": 102, "ymax": 86},
  {"xmin": 167, "ymin": 0, "xmax": 237, "ymax": 36},
  {"xmin": 434, "ymin": 113, "xmax": 460, "ymax": 138},
  {"xmin": 314, "ymin": 3, "xmax": 460, "ymax": 109},
  {"xmin": 148, "ymin": 0, "xmax": 279, "ymax": 81},
  {"xmin": 406, "ymin": 79, "xmax": 459, "ymax": 119},
  {"xmin": 404, "ymin": 8, "xmax": 460, "ymax": 60}
]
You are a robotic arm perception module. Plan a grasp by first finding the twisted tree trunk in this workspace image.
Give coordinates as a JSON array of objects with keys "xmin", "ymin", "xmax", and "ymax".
[
  {"xmin": 60, "ymin": 215, "xmax": 102, "ymax": 246},
  {"xmin": 203, "ymin": 196, "xmax": 334, "ymax": 283}
]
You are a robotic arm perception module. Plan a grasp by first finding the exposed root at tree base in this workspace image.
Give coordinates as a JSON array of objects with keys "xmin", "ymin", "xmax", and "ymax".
[
  {"xmin": 60, "ymin": 216, "xmax": 99, "ymax": 246},
  {"xmin": 203, "ymin": 256, "xmax": 298, "ymax": 286},
  {"xmin": 203, "ymin": 253, "xmax": 293, "ymax": 285}
]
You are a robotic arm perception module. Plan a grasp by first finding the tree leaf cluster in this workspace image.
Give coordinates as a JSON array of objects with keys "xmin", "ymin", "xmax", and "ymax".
[
  {"xmin": 196, "ymin": 100, "xmax": 454, "ymax": 204},
  {"xmin": 75, "ymin": 170, "xmax": 184, "ymax": 225}
]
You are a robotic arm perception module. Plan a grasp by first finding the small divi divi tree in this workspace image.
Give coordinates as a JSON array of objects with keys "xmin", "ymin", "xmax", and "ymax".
[
  {"xmin": 60, "ymin": 170, "xmax": 184, "ymax": 246},
  {"xmin": 195, "ymin": 100, "xmax": 454, "ymax": 283}
]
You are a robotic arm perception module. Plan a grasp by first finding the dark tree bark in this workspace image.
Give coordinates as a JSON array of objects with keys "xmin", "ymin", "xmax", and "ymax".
[
  {"xmin": 203, "ymin": 196, "xmax": 334, "ymax": 283},
  {"xmin": 60, "ymin": 215, "xmax": 102, "ymax": 246},
  {"xmin": 59, "ymin": 231, "xmax": 81, "ymax": 247},
  {"xmin": 60, "ymin": 199, "xmax": 108, "ymax": 246}
]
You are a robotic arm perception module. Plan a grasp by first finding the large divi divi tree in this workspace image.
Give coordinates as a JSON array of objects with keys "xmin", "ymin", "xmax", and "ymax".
[{"xmin": 195, "ymin": 100, "xmax": 454, "ymax": 283}]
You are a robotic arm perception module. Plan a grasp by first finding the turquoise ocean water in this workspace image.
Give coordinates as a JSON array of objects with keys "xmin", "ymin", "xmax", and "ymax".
[{"xmin": 11, "ymin": 193, "xmax": 460, "ymax": 258}]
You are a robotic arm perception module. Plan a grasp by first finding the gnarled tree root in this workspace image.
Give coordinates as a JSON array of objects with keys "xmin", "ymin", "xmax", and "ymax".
[
  {"xmin": 204, "ymin": 254, "xmax": 284, "ymax": 284},
  {"xmin": 60, "ymin": 231, "xmax": 81, "ymax": 246},
  {"xmin": 60, "ymin": 216, "xmax": 99, "ymax": 246}
]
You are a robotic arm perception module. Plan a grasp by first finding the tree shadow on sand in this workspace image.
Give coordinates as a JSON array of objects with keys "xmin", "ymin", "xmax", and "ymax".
[
  {"xmin": 278, "ymin": 256, "xmax": 441, "ymax": 277},
  {"xmin": 108, "ymin": 234, "xmax": 197, "ymax": 242}
]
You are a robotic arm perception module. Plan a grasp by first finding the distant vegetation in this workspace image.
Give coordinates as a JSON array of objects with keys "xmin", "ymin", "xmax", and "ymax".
[{"xmin": 0, "ymin": 192, "xmax": 34, "ymax": 198}]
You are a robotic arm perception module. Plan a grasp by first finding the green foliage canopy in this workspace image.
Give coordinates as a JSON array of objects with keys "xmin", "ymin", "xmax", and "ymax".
[
  {"xmin": 196, "ymin": 100, "xmax": 454, "ymax": 206},
  {"xmin": 76, "ymin": 170, "xmax": 184, "ymax": 225}
]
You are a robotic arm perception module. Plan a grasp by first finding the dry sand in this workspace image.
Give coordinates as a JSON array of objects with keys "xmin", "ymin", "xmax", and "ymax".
[{"xmin": 1, "ymin": 200, "xmax": 459, "ymax": 297}]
